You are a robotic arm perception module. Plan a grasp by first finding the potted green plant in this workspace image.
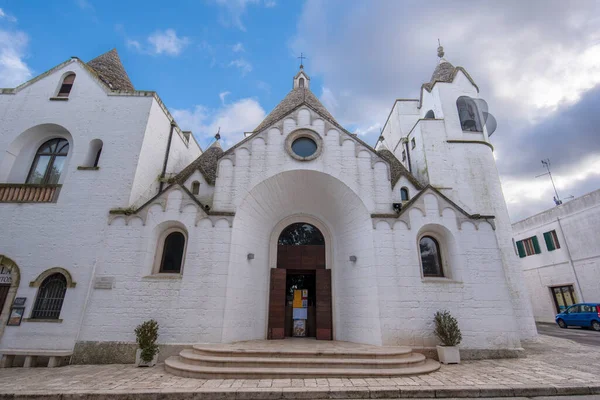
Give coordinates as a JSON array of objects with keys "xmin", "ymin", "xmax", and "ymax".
[
  {"xmin": 134, "ymin": 319, "xmax": 159, "ymax": 367},
  {"xmin": 433, "ymin": 310, "xmax": 462, "ymax": 364}
]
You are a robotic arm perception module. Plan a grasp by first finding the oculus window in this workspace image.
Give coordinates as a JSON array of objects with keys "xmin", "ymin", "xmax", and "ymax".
[{"xmin": 291, "ymin": 137, "xmax": 318, "ymax": 158}]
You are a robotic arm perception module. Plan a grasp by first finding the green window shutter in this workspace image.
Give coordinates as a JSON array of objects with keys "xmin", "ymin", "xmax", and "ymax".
[
  {"xmin": 516, "ymin": 240, "xmax": 526, "ymax": 258},
  {"xmin": 532, "ymin": 236, "xmax": 541, "ymax": 254},
  {"xmin": 544, "ymin": 232, "xmax": 555, "ymax": 251}
]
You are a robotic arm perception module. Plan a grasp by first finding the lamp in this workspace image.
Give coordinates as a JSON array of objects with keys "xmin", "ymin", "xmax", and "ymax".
[
  {"xmin": 247, "ymin": 253, "xmax": 254, "ymax": 260},
  {"xmin": 349, "ymin": 255, "xmax": 357, "ymax": 262}
]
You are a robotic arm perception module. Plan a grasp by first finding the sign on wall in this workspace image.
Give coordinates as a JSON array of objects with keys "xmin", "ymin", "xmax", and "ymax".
[
  {"xmin": 0, "ymin": 266, "xmax": 11, "ymax": 285},
  {"xmin": 94, "ymin": 276, "xmax": 115, "ymax": 290}
]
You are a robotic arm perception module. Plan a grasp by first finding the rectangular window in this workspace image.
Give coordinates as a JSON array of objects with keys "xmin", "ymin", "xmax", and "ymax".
[
  {"xmin": 516, "ymin": 236, "xmax": 541, "ymax": 257},
  {"xmin": 550, "ymin": 285, "xmax": 577, "ymax": 313},
  {"xmin": 543, "ymin": 230, "xmax": 560, "ymax": 251}
]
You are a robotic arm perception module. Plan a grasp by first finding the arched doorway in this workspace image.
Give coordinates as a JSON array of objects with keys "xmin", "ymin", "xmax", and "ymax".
[
  {"xmin": 0, "ymin": 256, "xmax": 21, "ymax": 341},
  {"xmin": 268, "ymin": 223, "xmax": 332, "ymax": 340}
]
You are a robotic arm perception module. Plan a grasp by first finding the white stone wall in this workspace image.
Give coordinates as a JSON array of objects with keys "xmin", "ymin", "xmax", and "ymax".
[
  {"xmin": 513, "ymin": 189, "xmax": 600, "ymax": 322},
  {"xmin": 79, "ymin": 188, "xmax": 231, "ymax": 344},
  {"xmin": 0, "ymin": 60, "xmax": 154, "ymax": 351}
]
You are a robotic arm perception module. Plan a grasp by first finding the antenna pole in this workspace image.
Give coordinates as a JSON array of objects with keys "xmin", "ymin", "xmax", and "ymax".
[{"xmin": 540, "ymin": 159, "xmax": 562, "ymax": 205}]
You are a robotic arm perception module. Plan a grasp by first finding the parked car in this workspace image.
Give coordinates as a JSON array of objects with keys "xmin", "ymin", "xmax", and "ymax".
[{"xmin": 555, "ymin": 303, "xmax": 600, "ymax": 331}]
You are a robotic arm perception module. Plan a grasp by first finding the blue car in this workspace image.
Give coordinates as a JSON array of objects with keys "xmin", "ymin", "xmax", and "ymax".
[{"xmin": 555, "ymin": 303, "xmax": 600, "ymax": 331}]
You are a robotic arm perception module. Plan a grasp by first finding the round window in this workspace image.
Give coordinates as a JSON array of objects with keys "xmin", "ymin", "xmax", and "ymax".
[{"xmin": 291, "ymin": 137, "xmax": 317, "ymax": 158}]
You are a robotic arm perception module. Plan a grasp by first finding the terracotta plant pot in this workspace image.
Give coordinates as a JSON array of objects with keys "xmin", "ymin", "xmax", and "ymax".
[{"xmin": 436, "ymin": 345, "xmax": 460, "ymax": 364}]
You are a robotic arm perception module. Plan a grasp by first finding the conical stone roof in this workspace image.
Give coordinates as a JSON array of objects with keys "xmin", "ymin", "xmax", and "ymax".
[
  {"xmin": 87, "ymin": 49, "xmax": 134, "ymax": 91},
  {"xmin": 253, "ymin": 86, "xmax": 339, "ymax": 133}
]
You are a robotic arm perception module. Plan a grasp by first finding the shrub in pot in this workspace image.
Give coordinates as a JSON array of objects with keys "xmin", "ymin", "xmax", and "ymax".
[
  {"xmin": 135, "ymin": 319, "xmax": 159, "ymax": 367},
  {"xmin": 433, "ymin": 310, "xmax": 462, "ymax": 364}
]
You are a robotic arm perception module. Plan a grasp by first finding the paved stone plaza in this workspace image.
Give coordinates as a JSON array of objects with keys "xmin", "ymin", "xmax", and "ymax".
[{"xmin": 0, "ymin": 335, "xmax": 599, "ymax": 399}]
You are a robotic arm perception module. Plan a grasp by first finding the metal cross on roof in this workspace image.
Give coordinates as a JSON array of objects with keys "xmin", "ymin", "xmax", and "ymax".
[{"xmin": 298, "ymin": 53, "xmax": 307, "ymax": 68}]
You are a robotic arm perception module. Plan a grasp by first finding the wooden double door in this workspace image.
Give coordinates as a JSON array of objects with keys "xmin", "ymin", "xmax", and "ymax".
[{"xmin": 268, "ymin": 245, "xmax": 332, "ymax": 340}]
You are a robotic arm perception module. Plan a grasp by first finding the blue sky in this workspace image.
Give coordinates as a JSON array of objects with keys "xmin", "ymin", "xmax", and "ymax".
[{"xmin": 1, "ymin": 0, "xmax": 600, "ymax": 221}]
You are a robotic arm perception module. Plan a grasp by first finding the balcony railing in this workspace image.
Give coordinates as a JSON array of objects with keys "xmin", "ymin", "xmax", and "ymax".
[{"xmin": 0, "ymin": 184, "xmax": 62, "ymax": 203}]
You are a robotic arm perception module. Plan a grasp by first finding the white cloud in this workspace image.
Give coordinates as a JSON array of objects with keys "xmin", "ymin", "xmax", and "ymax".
[
  {"xmin": 232, "ymin": 42, "xmax": 245, "ymax": 52},
  {"xmin": 0, "ymin": 8, "xmax": 17, "ymax": 22},
  {"xmin": 214, "ymin": 0, "xmax": 275, "ymax": 30},
  {"xmin": 0, "ymin": 30, "xmax": 32, "ymax": 87},
  {"xmin": 127, "ymin": 29, "xmax": 190, "ymax": 56},
  {"xmin": 229, "ymin": 58, "xmax": 252, "ymax": 75},
  {"xmin": 219, "ymin": 91, "xmax": 230, "ymax": 104},
  {"xmin": 148, "ymin": 29, "xmax": 190, "ymax": 56},
  {"xmin": 171, "ymin": 97, "xmax": 266, "ymax": 148}
]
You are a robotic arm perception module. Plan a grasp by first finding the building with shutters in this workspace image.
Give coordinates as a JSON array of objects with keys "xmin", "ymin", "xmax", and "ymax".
[
  {"xmin": 512, "ymin": 188, "xmax": 600, "ymax": 323},
  {"xmin": 0, "ymin": 46, "xmax": 536, "ymax": 364}
]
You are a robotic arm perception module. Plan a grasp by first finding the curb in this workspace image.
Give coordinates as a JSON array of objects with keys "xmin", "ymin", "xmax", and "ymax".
[{"xmin": 2, "ymin": 384, "xmax": 600, "ymax": 399}]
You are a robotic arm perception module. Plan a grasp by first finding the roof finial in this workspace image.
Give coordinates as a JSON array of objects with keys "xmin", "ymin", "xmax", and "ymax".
[
  {"xmin": 214, "ymin": 127, "xmax": 221, "ymax": 141},
  {"xmin": 437, "ymin": 39, "xmax": 445, "ymax": 59},
  {"xmin": 298, "ymin": 52, "xmax": 307, "ymax": 69}
]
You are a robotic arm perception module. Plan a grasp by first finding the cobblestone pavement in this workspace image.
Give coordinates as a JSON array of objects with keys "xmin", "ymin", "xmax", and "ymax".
[{"xmin": 0, "ymin": 335, "xmax": 599, "ymax": 398}]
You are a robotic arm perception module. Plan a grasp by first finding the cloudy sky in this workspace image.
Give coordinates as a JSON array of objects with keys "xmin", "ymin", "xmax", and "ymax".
[{"xmin": 1, "ymin": 0, "xmax": 599, "ymax": 221}]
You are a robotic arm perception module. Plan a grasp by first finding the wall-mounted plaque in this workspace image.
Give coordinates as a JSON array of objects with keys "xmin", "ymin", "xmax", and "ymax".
[
  {"xmin": 13, "ymin": 298, "xmax": 26, "ymax": 306},
  {"xmin": 0, "ymin": 265, "xmax": 11, "ymax": 284},
  {"xmin": 94, "ymin": 276, "xmax": 115, "ymax": 289},
  {"xmin": 7, "ymin": 307, "xmax": 24, "ymax": 326}
]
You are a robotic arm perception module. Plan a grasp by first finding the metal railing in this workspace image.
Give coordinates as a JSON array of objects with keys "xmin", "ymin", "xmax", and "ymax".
[{"xmin": 0, "ymin": 184, "xmax": 61, "ymax": 203}]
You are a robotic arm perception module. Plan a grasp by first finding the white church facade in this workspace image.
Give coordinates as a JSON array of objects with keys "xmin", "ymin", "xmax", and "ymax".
[{"xmin": 0, "ymin": 48, "xmax": 536, "ymax": 364}]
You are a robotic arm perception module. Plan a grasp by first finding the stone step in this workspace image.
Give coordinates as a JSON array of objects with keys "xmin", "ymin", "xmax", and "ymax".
[
  {"xmin": 191, "ymin": 343, "xmax": 414, "ymax": 359},
  {"xmin": 164, "ymin": 356, "xmax": 441, "ymax": 379},
  {"xmin": 178, "ymin": 349, "xmax": 427, "ymax": 369}
]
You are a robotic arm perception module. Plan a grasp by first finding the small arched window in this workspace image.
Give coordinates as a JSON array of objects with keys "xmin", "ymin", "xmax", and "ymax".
[
  {"xmin": 159, "ymin": 231, "xmax": 186, "ymax": 273},
  {"xmin": 456, "ymin": 96, "xmax": 482, "ymax": 132},
  {"xmin": 191, "ymin": 181, "xmax": 200, "ymax": 195},
  {"xmin": 58, "ymin": 74, "xmax": 76, "ymax": 98},
  {"xmin": 26, "ymin": 138, "xmax": 69, "ymax": 184},
  {"xmin": 420, "ymin": 236, "xmax": 444, "ymax": 277},
  {"xmin": 299, "ymin": 78, "xmax": 305, "ymax": 88},
  {"xmin": 400, "ymin": 187, "xmax": 409, "ymax": 201},
  {"xmin": 424, "ymin": 110, "xmax": 435, "ymax": 119},
  {"xmin": 31, "ymin": 273, "xmax": 67, "ymax": 319}
]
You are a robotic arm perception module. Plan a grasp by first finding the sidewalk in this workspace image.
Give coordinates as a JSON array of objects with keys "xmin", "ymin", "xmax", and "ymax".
[{"xmin": 1, "ymin": 335, "xmax": 599, "ymax": 399}]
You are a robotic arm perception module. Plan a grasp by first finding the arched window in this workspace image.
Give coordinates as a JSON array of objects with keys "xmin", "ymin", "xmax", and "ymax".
[
  {"xmin": 57, "ymin": 74, "xmax": 76, "ymax": 98},
  {"xmin": 26, "ymin": 138, "xmax": 69, "ymax": 184},
  {"xmin": 400, "ymin": 187, "xmax": 409, "ymax": 201},
  {"xmin": 278, "ymin": 223, "xmax": 325, "ymax": 245},
  {"xmin": 82, "ymin": 139, "xmax": 103, "ymax": 168},
  {"xmin": 159, "ymin": 231, "xmax": 186, "ymax": 273},
  {"xmin": 31, "ymin": 273, "xmax": 67, "ymax": 319},
  {"xmin": 299, "ymin": 78, "xmax": 305, "ymax": 88},
  {"xmin": 419, "ymin": 236, "xmax": 444, "ymax": 277},
  {"xmin": 456, "ymin": 96, "xmax": 482, "ymax": 132},
  {"xmin": 424, "ymin": 110, "xmax": 435, "ymax": 119},
  {"xmin": 191, "ymin": 181, "xmax": 200, "ymax": 195}
]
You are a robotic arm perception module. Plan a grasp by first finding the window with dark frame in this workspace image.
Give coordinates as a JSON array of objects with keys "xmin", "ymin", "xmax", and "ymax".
[
  {"xmin": 26, "ymin": 138, "xmax": 69, "ymax": 184},
  {"xmin": 400, "ymin": 187, "xmax": 409, "ymax": 201},
  {"xmin": 544, "ymin": 230, "xmax": 560, "ymax": 251},
  {"xmin": 159, "ymin": 231, "xmax": 186, "ymax": 273},
  {"xmin": 550, "ymin": 285, "xmax": 577, "ymax": 313},
  {"xmin": 516, "ymin": 236, "xmax": 541, "ymax": 258},
  {"xmin": 31, "ymin": 273, "xmax": 67, "ymax": 320},
  {"xmin": 57, "ymin": 74, "xmax": 76, "ymax": 98},
  {"xmin": 191, "ymin": 181, "xmax": 200, "ymax": 195},
  {"xmin": 420, "ymin": 236, "xmax": 444, "ymax": 277}
]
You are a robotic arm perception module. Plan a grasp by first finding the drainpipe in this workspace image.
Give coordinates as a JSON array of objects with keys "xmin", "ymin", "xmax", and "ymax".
[
  {"xmin": 404, "ymin": 138, "xmax": 412, "ymax": 173},
  {"xmin": 556, "ymin": 216, "xmax": 584, "ymax": 302},
  {"xmin": 159, "ymin": 122, "xmax": 176, "ymax": 192}
]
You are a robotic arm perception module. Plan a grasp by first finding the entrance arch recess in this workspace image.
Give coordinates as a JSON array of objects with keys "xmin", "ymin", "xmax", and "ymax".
[{"xmin": 221, "ymin": 169, "xmax": 383, "ymax": 346}]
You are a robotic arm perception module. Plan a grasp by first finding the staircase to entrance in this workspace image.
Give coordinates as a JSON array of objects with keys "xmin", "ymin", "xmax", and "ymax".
[{"xmin": 164, "ymin": 339, "xmax": 440, "ymax": 379}]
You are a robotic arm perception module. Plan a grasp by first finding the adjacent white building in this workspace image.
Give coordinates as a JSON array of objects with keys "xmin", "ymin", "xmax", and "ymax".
[
  {"xmin": 0, "ymin": 47, "xmax": 536, "ymax": 365},
  {"xmin": 512, "ymin": 189, "xmax": 600, "ymax": 323}
]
